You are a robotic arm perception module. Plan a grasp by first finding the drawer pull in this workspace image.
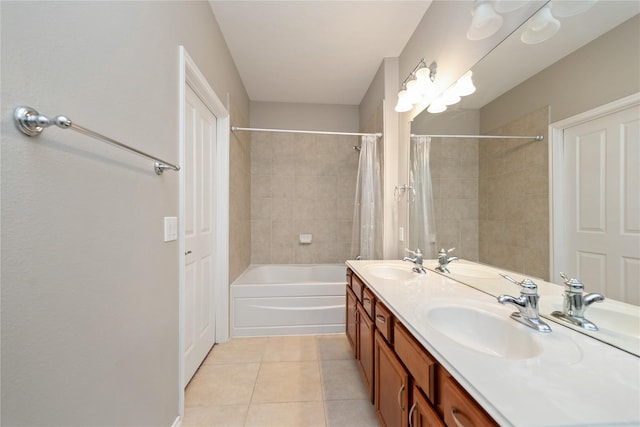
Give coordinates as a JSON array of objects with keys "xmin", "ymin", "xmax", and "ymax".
[
  {"xmin": 376, "ymin": 314, "xmax": 386, "ymax": 323},
  {"xmin": 408, "ymin": 403, "xmax": 417, "ymax": 427},
  {"xmin": 397, "ymin": 384, "xmax": 405, "ymax": 411},
  {"xmin": 451, "ymin": 407, "xmax": 466, "ymax": 427}
]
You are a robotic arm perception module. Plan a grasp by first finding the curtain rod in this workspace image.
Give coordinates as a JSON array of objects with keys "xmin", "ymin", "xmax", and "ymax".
[
  {"xmin": 411, "ymin": 133, "xmax": 544, "ymax": 141},
  {"xmin": 232, "ymin": 126, "xmax": 382, "ymax": 138}
]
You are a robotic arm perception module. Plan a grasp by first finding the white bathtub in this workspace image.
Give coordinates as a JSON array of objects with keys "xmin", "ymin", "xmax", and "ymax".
[{"xmin": 230, "ymin": 264, "xmax": 347, "ymax": 337}]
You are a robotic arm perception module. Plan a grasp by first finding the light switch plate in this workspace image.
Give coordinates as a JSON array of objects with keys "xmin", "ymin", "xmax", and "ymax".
[{"xmin": 164, "ymin": 217, "xmax": 178, "ymax": 242}]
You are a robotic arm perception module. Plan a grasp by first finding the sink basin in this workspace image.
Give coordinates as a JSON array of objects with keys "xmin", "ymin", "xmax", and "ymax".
[
  {"xmin": 365, "ymin": 264, "xmax": 415, "ymax": 281},
  {"xmin": 445, "ymin": 264, "xmax": 498, "ymax": 279},
  {"xmin": 548, "ymin": 303, "xmax": 640, "ymax": 338},
  {"xmin": 424, "ymin": 304, "xmax": 543, "ymax": 359}
]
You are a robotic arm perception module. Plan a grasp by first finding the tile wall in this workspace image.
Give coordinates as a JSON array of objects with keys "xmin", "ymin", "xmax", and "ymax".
[
  {"xmin": 429, "ymin": 137, "xmax": 480, "ymax": 261},
  {"xmin": 479, "ymin": 106, "xmax": 550, "ymax": 280},
  {"xmin": 250, "ymin": 132, "xmax": 360, "ymax": 264}
]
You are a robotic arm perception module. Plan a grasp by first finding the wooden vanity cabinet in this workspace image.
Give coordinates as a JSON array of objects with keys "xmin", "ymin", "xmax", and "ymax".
[
  {"xmin": 357, "ymin": 302, "xmax": 375, "ymax": 401},
  {"xmin": 439, "ymin": 369, "xmax": 498, "ymax": 427},
  {"xmin": 346, "ymin": 284, "xmax": 358, "ymax": 357},
  {"xmin": 375, "ymin": 330, "xmax": 409, "ymax": 427},
  {"xmin": 409, "ymin": 384, "xmax": 445, "ymax": 427}
]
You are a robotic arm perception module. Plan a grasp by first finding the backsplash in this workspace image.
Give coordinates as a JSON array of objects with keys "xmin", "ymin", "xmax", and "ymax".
[{"xmin": 250, "ymin": 131, "xmax": 359, "ymax": 264}]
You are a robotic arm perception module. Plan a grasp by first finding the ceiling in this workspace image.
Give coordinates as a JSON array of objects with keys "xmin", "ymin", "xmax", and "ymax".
[{"xmin": 209, "ymin": 1, "xmax": 432, "ymax": 105}]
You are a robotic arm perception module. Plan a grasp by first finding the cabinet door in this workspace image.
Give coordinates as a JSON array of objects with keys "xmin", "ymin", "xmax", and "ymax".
[
  {"xmin": 357, "ymin": 303, "xmax": 374, "ymax": 402},
  {"xmin": 409, "ymin": 385, "xmax": 444, "ymax": 427},
  {"xmin": 375, "ymin": 331, "xmax": 409, "ymax": 427},
  {"xmin": 346, "ymin": 285, "xmax": 358, "ymax": 358},
  {"xmin": 440, "ymin": 374, "xmax": 498, "ymax": 427}
]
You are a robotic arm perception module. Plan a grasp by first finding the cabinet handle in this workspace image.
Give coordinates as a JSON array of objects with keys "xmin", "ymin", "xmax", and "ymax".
[
  {"xmin": 376, "ymin": 314, "xmax": 386, "ymax": 323},
  {"xmin": 397, "ymin": 384, "xmax": 405, "ymax": 411},
  {"xmin": 408, "ymin": 403, "xmax": 417, "ymax": 427},
  {"xmin": 363, "ymin": 297, "xmax": 371, "ymax": 303},
  {"xmin": 451, "ymin": 407, "xmax": 467, "ymax": 427}
]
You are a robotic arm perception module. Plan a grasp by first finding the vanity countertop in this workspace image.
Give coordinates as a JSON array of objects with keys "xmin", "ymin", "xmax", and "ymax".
[{"xmin": 346, "ymin": 259, "xmax": 640, "ymax": 427}]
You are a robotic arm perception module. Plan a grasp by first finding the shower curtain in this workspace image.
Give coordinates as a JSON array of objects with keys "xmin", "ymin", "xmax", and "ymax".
[
  {"xmin": 351, "ymin": 135, "xmax": 382, "ymax": 260},
  {"xmin": 408, "ymin": 135, "xmax": 437, "ymax": 258}
]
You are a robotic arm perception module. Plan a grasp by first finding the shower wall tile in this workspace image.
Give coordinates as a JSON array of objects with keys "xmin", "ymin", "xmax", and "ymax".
[
  {"xmin": 250, "ymin": 131, "xmax": 359, "ymax": 264},
  {"xmin": 478, "ymin": 106, "xmax": 550, "ymax": 280}
]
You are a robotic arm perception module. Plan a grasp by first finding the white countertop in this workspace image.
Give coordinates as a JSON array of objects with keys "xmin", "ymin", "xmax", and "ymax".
[{"xmin": 346, "ymin": 259, "xmax": 640, "ymax": 427}]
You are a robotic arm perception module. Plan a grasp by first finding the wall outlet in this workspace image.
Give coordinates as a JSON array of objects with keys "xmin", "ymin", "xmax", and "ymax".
[{"xmin": 164, "ymin": 217, "xmax": 178, "ymax": 242}]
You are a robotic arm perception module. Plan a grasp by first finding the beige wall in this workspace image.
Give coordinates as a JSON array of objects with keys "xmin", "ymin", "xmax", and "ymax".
[
  {"xmin": 249, "ymin": 102, "xmax": 360, "ymax": 264},
  {"xmin": 481, "ymin": 15, "xmax": 640, "ymax": 131},
  {"xmin": 1, "ymin": 1, "xmax": 249, "ymax": 425}
]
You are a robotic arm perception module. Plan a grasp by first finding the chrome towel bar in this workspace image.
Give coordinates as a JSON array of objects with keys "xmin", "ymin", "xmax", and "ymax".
[{"xmin": 13, "ymin": 106, "xmax": 180, "ymax": 175}]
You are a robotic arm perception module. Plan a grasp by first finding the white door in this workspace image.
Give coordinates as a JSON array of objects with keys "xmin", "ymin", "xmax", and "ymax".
[
  {"xmin": 561, "ymin": 104, "xmax": 640, "ymax": 304},
  {"xmin": 182, "ymin": 83, "xmax": 217, "ymax": 386}
]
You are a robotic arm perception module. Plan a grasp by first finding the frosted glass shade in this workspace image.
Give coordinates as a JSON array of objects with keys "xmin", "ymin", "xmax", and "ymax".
[
  {"xmin": 521, "ymin": 4, "xmax": 561, "ymax": 45},
  {"xmin": 467, "ymin": 1, "xmax": 503, "ymax": 41},
  {"xmin": 454, "ymin": 71, "xmax": 476, "ymax": 97},
  {"xmin": 395, "ymin": 99, "xmax": 413, "ymax": 113},
  {"xmin": 427, "ymin": 98, "xmax": 447, "ymax": 114}
]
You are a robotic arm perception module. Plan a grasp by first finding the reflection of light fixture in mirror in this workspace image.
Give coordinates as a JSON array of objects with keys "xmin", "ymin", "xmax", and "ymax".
[
  {"xmin": 493, "ymin": 0, "xmax": 528, "ymax": 14},
  {"xmin": 467, "ymin": 0, "xmax": 504, "ymax": 41},
  {"xmin": 453, "ymin": 71, "xmax": 476, "ymax": 96},
  {"xmin": 521, "ymin": 3, "xmax": 561, "ymax": 44},
  {"xmin": 394, "ymin": 60, "xmax": 437, "ymax": 113},
  {"xmin": 552, "ymin": 0, "xmax": 597, "ymax": 17},
  {"xmin": 427, "ymin": 97, "xmax": 447, "ymax": 114},
  {"xmin": 441, "ymin": 89, "xmax": 461, "ymax": 106}
]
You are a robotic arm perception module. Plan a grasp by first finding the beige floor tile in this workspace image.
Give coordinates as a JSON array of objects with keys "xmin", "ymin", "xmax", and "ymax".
[
  {"xmin": 252, "ymin": 361, "xmax": 323, "ymax": 403},
  {"xmin": 325, "ymin": 399, "xmax": 378, "ymax": 427},
  {"xmin": 204, "ymin": 337, "xmax": 267, "ymax": 365},
  {"xmin": 245, "ymin": 402, "xmax": 326, "ymax": 427},
  {"xmin": 317, "ymin": 334, "xmax": 353, "ymax": 360},
  {"xmin": 320, "ymin": 359, "xmax": 369, "ymax": 401},
  {"xmin": 262, "ymin": 335, "xmax": 319, "ymax": 361},
  {"xmin": 181, "ymin": 404, "xmax": 248, "ymax": 427},
  {"xmin": 185, "ymin": 363, "xmax": 260, "ymax": 407}
]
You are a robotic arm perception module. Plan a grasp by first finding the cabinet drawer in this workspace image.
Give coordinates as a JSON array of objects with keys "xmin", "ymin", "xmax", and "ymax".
[
  {"xmin": 441, "ymin": 374, "xmax": 498, "ymax": 427},
  {"xmin": 394, "ymin": 322, "xmax": 436, "ymax": 401},
  {"xmin": 362, "ymin": 287, "xmax": 375, "ymax": 319},
  {"xmin": 351, "ymin": 273, "xmax": 364, "ymax": 302},
  {"xmin": 374, "ymin": 300, "xmax": 393, "ymax": 344},
  {"xmin": 410, "ymin": 384, "xmax": 444, "ymax": 427}
]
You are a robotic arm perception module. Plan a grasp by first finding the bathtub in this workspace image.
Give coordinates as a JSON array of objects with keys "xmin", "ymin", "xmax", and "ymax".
[{"xmin": 230, "ymin": 264, "xmax": 347, "ymax": 337}]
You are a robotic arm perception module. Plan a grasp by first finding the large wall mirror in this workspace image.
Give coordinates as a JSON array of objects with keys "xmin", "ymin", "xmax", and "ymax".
[{"xmin": 409, "ymin": 1, "xmax": 639, "ymax": 355}]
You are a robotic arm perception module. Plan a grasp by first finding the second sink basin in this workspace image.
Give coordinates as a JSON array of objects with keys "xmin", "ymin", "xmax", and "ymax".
[
  {"xmin": 423, "ymin": 304, "xmax": 543, "ymax": 359},
  {"xmin": 365, "ymin": 264, "xmax": 415, "ymax": 281}
]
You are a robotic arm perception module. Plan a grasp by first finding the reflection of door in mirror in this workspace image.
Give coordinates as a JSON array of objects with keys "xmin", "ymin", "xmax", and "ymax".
[
  {"xmin": 554, "ymin": 100, "xmax": 640, "ymax": 305},
  {"xmin": 408, "ymin": 136, "xmax": 437, "ymax": 257}
]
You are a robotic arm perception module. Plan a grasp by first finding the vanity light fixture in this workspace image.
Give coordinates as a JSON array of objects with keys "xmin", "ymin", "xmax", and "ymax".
[
  {"xmin": 467, "ymin": 0, "xmax": 503, "ymax": 41},
  {"xmin": 452, "ymin": 71, "xmax": 476, "ymax": 96},
  {"xmin": 427, "ymin": 97, "xmax": 447, "ymax": 114},
  {"xmin": 521, "ymin": 3, "xmax": 560, "ymax": 44},
  {"xmin": 394, "ymin": 60, "xmax": 437, "ymax": 113}
]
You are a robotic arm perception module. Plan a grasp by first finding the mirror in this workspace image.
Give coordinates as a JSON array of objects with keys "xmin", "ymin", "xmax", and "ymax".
[{"xmin": 409, "ymin": 1, "xmax": 640, "ymax": 355}]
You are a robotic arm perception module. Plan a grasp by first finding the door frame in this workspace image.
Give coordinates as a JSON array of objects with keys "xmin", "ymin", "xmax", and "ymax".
[
  {"xmin": 177, "ymin": 46, "xmax": 230, "ymax": 414},
  {"xmin": 549, "ymin": 92, "xmax": 640, "ymax": 283}
]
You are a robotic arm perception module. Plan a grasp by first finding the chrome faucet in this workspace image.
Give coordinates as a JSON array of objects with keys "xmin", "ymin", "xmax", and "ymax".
[
  {"xmin": 435, "ymin": 248, "xmax": 458, "ymax": 273},
  {"xmin": 403, "ymin": 248, "xmax": 426, "ymax": 274},
  {"xmin": 497, "ymin": 274, "xmax": 552, "ymax": 333},
  {"xmin": 551, "ymin": 273, "xmax": 604, "ymax": 331}
]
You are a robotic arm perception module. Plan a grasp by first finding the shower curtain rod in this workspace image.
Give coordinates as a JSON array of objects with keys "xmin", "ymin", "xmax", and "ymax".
[
  {"xmin": 232, "ymin": 126, "xmax": 382, "ymax": 138},
  {"xmin": 411, "ymin": 133, "xmax": 544, "ymax": 141}
]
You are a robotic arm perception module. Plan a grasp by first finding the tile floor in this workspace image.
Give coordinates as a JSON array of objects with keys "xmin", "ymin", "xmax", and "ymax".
[{"xmin": 183, "ymin": 334, "xmax": 379, "ymax": 427}]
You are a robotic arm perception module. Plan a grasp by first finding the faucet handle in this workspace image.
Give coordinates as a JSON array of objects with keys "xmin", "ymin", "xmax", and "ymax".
[
  {"xmin": 559, "ymin": 272, "xmax": 584, "ymax": 293},
  {"xmin": 500, "ymin": 273, "xmax": 538, "ymax": 295},
  {"xmin": 405, "ymin": 248, "xmax": 422, "ymax": 257}
]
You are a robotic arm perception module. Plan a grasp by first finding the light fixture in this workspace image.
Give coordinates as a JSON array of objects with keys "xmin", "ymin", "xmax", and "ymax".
[
  {"xmin": 467, "ymin": 0, "xmax": 503, "ymax": 41},
  {"xmin": 441, "ymin": 88, "xmax": 461, "ymax": 106},
  {"xmin": 394, "ymin": 60, "xmax": 437, "ymax": 113},
  {"xmin": 521, "ymin": 3, "xmax": 561, "ymax": 45},
  {"xmin": 427, "ymin": 97, "xmax": 447, "ymax": 114},
  {"xmin": 452, "ymin": 71, "xmax": 476, "ymax": 97}
]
